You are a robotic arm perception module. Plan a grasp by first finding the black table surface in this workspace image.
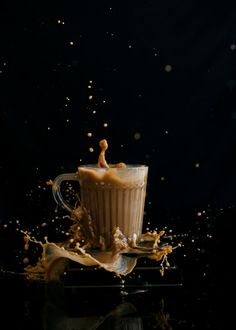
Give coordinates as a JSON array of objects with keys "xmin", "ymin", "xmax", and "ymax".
[{"xmin": 0, "ymin": 206, "xmax": 230, "ymax": 329}]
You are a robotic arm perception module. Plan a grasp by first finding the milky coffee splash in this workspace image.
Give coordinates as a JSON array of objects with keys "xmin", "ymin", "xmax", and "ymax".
[{"xmin": 24, "ymin": 139, "xmax": 174, "ymax": 281}]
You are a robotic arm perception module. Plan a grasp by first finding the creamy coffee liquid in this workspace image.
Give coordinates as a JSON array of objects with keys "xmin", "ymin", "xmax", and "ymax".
[{"xmin": 78, "ymin": 165, "xmax": 148, "ymax": 249}]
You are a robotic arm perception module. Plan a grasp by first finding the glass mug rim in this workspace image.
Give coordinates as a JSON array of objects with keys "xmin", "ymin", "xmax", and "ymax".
[{"xmin": 78, "ymin": 164, "xmax": 148, "ymax": 169}]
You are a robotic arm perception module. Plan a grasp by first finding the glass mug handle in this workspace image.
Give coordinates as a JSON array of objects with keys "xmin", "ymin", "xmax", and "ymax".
[{"xmin": 52, "ymin": 173, "xmax": 79, "ymax": 213}]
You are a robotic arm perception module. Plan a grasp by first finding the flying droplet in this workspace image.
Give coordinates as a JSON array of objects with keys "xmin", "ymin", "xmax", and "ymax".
[{"xmin": 164, "ymin": 64, "xmax": 172, "ymax": 72}]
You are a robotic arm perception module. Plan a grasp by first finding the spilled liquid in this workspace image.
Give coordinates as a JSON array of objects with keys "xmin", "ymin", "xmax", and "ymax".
[{"xmin": 1, "ymin": 139, "xmax": 178, "ymax": 282}]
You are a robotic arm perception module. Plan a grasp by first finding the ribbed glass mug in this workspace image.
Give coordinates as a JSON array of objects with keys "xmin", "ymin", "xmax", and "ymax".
[{"xmin": 52, "ymin": 164, "xmax": 148, "ymax": 249}]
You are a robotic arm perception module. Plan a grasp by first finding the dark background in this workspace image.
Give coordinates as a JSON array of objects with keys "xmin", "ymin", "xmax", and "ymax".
[
  {"xmin": 0, "ymin": 2, "xmax": 234, "ymax": 328},
  {"xmin": 1, "ymin": 0, "xmax": 236, "ymax": 225}
]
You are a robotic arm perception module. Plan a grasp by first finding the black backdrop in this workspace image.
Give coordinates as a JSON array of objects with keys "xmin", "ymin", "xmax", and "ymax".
[{"xmin": 1, "ymin": 0, "xmax": 236, "ymax": 225}]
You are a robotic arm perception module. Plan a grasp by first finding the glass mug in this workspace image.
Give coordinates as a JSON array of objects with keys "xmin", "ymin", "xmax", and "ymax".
[{"xmin": 52, "ymin": 164, "xmax": 148, "ymax": 249}]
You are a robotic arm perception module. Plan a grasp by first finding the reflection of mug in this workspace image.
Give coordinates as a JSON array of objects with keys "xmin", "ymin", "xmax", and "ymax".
[{"xmin": 52, "ymin": 165, "xmax": 148, "ymax": 249}]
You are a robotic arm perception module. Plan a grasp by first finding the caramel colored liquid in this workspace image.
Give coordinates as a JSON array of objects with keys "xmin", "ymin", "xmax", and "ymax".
[{"xmin": 79, "ymin": 165, "xmax": 148, "ymax": 248}]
